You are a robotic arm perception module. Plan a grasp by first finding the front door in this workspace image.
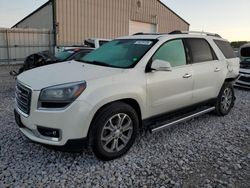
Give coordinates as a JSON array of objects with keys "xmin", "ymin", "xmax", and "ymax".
[{"xmin": 146, "ymin": 39, "xmax": 194, "ymax": 117}]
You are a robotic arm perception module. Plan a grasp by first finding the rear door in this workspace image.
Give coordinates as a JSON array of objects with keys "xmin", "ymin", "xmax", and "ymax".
[
  {"xmin": 146, "ymin": 39, "xmax": 194, "ymax": 116},
  {"xmin": 185, "ymin": 38, "xmax": 225, "ymax": 103}
]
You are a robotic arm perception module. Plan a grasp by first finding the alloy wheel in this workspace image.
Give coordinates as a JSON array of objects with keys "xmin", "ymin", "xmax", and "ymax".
[
  {"xmin": 100, "ymin": 113, "xmax": 133, "ymax": 153},
  {"xmin": 221, "ymin": 88, "xmax": 233, "ymax": 112}
]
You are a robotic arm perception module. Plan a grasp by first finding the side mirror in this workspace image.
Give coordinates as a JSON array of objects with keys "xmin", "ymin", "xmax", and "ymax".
[{"xmin": 151, "ymin": 59, "xmax": 172, "ymax": 72}]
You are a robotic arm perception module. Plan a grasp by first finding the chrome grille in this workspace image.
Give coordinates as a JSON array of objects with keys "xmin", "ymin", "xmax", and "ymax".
[
  {"xmin": 239, "ymin": 71, "xmax": 250, "ymax": 75},
  {"xmin": 239, "ymin": 76, "xmax": 250, "ymax": 82},
  {"xmin": 16, "ymin": 82, "xmax": 32, "ymax": 115}
]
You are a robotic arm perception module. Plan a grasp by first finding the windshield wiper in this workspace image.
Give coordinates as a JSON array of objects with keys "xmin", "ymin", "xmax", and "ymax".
[
  {"xmin": 74, "ymin": 59, "xmax": 85, "ymax": 63},
  {"xmin": 76, "ymin": 59, "xmax": 119, "ymax": 68},
  {"xmin": 75, "ymin": 59, "xmax": 107, "ymax": 65},
  {"xmin": 89, "ymin": 60, "xmax": 110, "ymax": 66}
]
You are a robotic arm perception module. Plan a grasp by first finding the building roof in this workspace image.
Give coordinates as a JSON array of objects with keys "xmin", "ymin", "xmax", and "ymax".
[
  {"xmin": 12, "ymin": 0, "xmax": 189, "ymax": 28},
  {"xmin": 157, "ymin": 1, "xmax": 189, "ymax": 25},
  {"xmin": 12, "ymin": 0, "xmax": 52, "ymax": 28}
]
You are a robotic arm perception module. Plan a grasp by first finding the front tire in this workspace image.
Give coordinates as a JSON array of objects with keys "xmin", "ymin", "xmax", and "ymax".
[
  {"xmin": 91, "ymin": 102, "xmax": 139, "ymax": 161},
  {"xmin": 215, "ymin": 82, "xmax": 235, "ymax": 116}
]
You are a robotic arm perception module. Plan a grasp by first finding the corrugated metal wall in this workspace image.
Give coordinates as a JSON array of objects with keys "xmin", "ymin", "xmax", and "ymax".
[
  {"xmin": 0, "ymin": 28, "xmax": 54, "ymax": 64},
  {"xmin": 130, "ymin": 0, "xmax": 189, "ymax": 32},
  {"xmin": 56, "ymin": 0, "xmax": 131, "ymax": 46},
  {"xmin": 55, "ymin": 0, "xmax": 189, "ymax": 46}
]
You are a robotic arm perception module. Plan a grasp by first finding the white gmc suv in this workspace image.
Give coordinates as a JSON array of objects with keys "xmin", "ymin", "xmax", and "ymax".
[{"xmin": 14, "ymin": 31, "xmax": 239, "ymax": 160}]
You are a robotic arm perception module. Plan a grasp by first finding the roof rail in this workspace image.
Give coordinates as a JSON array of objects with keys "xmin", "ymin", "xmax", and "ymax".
[
  {"xmin": 133, "ymin": 32, "xmax": 168, "ymax": 36},
  {"xmin": 133, "ymin": 31, "xmax": 222, "ymax": 38},
  {"xmin": 133, "ymin": 32, "xmax": 144, "ymax": 35},
  {"xmin": 178, "ymin": 30, "xmax": 222, "ymax": 38},
  {"xmin": 168, "ymin": 30, "xmax": 182, "ymax": 34}
]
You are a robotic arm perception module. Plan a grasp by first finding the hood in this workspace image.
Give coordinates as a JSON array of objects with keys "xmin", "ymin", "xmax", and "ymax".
[{"xmin": 17, "ymin": 60, "xmax": 123, "ymax": 90}]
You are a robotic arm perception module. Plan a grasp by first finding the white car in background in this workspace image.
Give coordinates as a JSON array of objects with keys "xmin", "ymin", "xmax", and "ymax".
[
  {"xmin": 84, "ymin": 38, "xmax": 110, "ymax": 48},
  {"xmin": 14, "ymin": 31, "xmax": 239, "ymax": 160},
  {"xmin": 56, "ymin": 38, "xmax": 110, "ymax": 52}
]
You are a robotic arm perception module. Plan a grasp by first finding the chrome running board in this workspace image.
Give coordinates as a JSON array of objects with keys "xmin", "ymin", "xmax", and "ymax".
[{"xmin": 151, "ymin": 107, "xmax": 215, "ymax": 133}]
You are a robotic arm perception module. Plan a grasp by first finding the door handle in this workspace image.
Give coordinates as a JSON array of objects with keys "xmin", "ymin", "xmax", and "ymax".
[
  {"xmin": 183, "ymin": 73, "xmax": 192, "ymax": 78},
  {"xmin": 214, "ymin": 68, "xmax": 221, "ymax": 72}
]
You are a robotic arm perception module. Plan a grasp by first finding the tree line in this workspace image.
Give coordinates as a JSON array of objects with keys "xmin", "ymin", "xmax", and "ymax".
[{"xmin": 231, "ymin": 41, "xmax": 250, "ymax": 49}]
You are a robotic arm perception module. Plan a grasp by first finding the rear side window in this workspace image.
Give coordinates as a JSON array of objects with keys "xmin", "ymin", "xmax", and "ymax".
[
  {"xmin": 214, "ymin": 40, "xmax": 236, "ymax": 59},
  {"xmin": 186, "ymin": 38, "xmax": 215, "ymax": 63},
  {"xmin": 152, "ymin": 39, "xmax": 186, "ymax": 67}
]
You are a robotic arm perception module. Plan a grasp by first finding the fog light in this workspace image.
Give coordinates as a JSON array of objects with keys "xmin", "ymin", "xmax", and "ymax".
[{"xmin": 37, "ymin": 126, "xmax": 60, "ymax": 138}]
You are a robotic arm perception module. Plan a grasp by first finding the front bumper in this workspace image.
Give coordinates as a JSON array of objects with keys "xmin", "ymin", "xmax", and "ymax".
[
  {"xmin": 235, "ymin": 70, "xmax": 250, "ymax": 89},
  {"xmin": 15, "ymin": 109, "xmax": 88, "ymax": 150},
  {"xmin": 14, "ymin": 94, "xmax": 94, "ymax": 147}
]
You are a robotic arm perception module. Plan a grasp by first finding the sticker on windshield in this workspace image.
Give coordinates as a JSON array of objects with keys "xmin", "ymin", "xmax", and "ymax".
[{"xmin": 134, "ymin": 41, "xmax": 152, "ymax": 45}]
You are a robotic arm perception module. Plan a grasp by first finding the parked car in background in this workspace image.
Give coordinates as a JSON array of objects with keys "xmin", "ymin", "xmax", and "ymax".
[
  {"xmin": 55, "ymin": 48, "xmax": 93, "ymax": 62},
  {"xmin": 10, "ymin": 38, "xmax": 110, "ymax": 76},
  {"xmin": 84, "ymin": 38, "xmax": 110, "ymax": 48},
  {"xmin": 56, "ymin": 38, "xmax": 110, "ymax": 52},
  {"xmin": 14, "ymin": 31, "xmax": 239, "ymax": 160},
  {"xmin": 10, "ymin": 48, "xmax": 93, "ymax": 76},
  {"xmin": 235, "ymin": 43, "xmax": 250, "ymax": 89}
]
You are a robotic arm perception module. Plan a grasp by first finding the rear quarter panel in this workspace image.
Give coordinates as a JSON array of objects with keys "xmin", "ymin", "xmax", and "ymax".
[
  {"xmin": 226, "ymin": 57, "xmax": 240, "ymax": 79},
  {"xmin": 208, "ymin": 38, "xmax": 240, "ymax": 80}
]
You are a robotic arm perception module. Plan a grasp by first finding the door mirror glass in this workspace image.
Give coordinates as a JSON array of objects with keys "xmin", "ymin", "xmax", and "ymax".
[{"xmin": 151, "ymin": 59, "xmax": 172, "ymax": 71}]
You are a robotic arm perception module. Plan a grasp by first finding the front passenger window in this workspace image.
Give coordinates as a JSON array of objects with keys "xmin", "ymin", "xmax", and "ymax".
[{"xmin": 152, "ymin": 39, "xmax": 186, "ymax": 67}]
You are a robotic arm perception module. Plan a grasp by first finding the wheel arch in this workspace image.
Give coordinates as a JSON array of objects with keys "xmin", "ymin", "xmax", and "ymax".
[
  {"xmin": 225, "ymin": 77, "xmax": 238, "ymax": 83},
  {"xmin": 87, "ymin": 98, "xmax": 143, "ymax": 145}
]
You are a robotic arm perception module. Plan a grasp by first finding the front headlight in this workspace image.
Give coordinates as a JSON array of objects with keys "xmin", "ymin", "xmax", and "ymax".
[{"xmin": 39, "ymin": 81, "xmax": 86, "ymax": 108}]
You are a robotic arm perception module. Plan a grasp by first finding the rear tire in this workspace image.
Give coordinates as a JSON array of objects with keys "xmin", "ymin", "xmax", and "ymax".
[
  {"xmin": 91, "ymin": 102, "xmax": 139, "ymax": 161},
  {"xmin": 215, "ymin": 82, "xmax": 235, "ymax": 116}
]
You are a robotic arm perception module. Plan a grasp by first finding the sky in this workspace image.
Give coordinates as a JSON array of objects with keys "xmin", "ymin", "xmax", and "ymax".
[
  {"xmin": 161, "ymin": 0, "xmax": 250, "ymax": 41},
  {"xmin": 0, "ymin": 0, "xmax": 249, "ymax": 41}
]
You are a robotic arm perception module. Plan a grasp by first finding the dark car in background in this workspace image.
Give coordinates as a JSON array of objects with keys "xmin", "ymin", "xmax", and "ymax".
[
  {"xmin": 55, "ymin": 48, "xmax": 93, "ymax": 62},
  {"xmin": 10, "ymin": 48, "xmax": 93, "ymax": 76},
  {"xmin": 9, "ymin": 38, "xmax": 110, "ymax": 76},
  {"xmin": 235, "ymin": 43, "xmax": 250, "ymax": 89}
]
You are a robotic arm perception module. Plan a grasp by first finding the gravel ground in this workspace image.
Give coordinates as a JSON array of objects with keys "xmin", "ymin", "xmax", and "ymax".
[{"xmin": 0, "ymin": 68, "xmax": 250, "ymax": 187}]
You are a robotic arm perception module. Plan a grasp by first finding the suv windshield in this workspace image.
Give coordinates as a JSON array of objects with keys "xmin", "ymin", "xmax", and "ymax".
[{"xmin": 80, "ymin": 39, "xmax": 157, "ymax": 68}]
